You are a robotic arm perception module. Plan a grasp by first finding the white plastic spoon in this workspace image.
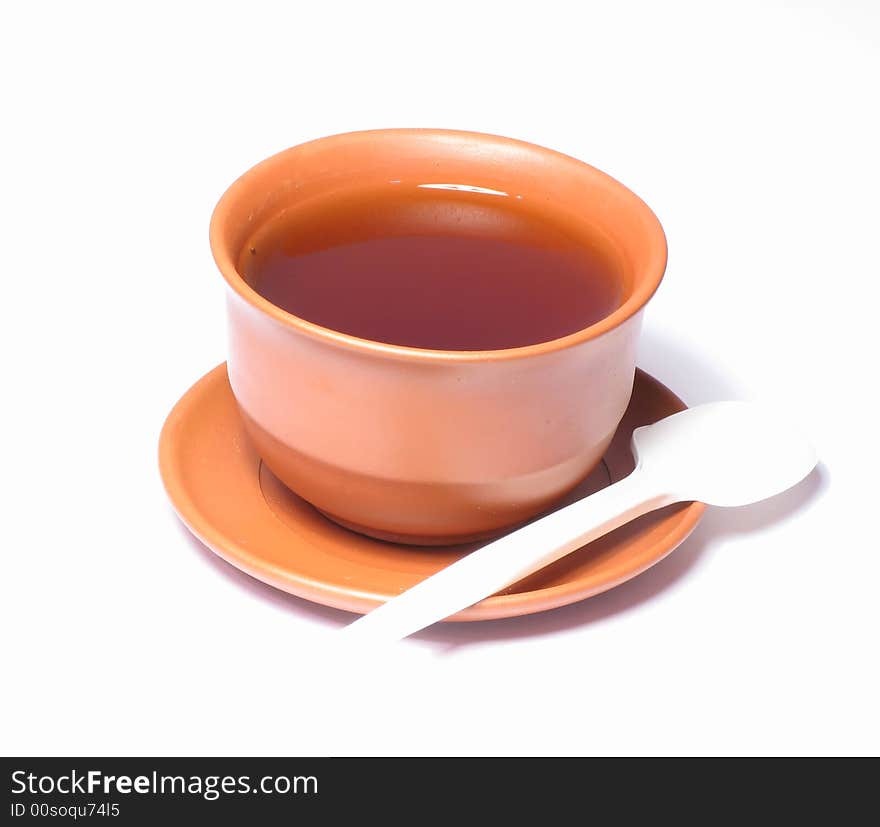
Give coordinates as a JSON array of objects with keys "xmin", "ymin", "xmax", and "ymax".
[{"xmin": 341, "ymin": 401, "xmax": 817, "ymax": 643}]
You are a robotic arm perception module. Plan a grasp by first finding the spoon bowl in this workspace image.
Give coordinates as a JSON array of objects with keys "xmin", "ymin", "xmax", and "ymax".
[{"xmin": 632, "ymin": 401, "xmax": 817, "ymax": 506}]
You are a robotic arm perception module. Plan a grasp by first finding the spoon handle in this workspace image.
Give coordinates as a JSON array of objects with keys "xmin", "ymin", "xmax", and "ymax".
[{"xmin": 341, "ymin": 469, "xmax": 675, "ymax": 643}]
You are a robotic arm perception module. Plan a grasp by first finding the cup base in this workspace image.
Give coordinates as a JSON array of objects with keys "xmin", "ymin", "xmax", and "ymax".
[{"xmin": 313, "ymin": 507, "xmax": 507, "ymax": 547}]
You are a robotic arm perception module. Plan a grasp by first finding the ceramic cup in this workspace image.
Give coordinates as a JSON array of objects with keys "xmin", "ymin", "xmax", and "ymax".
[{"xmin": 209, "ymin": 129, "xmax": 666, "ymax": 545}]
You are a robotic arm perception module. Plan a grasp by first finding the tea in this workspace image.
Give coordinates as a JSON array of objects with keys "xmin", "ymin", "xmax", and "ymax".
[{"xmin": 238, "ymin": 184, "xmax": 624, "ymax": 351}]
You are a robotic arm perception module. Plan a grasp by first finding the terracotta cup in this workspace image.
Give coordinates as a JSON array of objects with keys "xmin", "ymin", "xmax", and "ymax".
[{"xmin": 210, "ymin": 129, "xmax": 666, "ymax": 545}]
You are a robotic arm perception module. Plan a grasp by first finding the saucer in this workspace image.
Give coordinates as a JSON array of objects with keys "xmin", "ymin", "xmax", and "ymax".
[{"xmin": 159, "ymin": 365, "xmax": 706, "ymax": 621}]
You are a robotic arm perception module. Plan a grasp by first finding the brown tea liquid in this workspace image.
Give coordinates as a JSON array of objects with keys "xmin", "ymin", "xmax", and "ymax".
[{"xmin": 238, "ymin": 184, "xmax": 624, "ymax": 351}]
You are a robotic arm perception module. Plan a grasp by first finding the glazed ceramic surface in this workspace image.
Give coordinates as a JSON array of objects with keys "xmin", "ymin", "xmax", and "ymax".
[
  {"xmin": 210, "ymin": 130, "xmax": 667, "ymax": 543},
  {"xmin": 159, "ymin": 365, "xmax": 704, "ymax": 620}
]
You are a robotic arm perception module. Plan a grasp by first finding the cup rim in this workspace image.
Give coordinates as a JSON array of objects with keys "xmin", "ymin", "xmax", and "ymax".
[{"xmin": 209, "ymin": 128, "xmax": 667, "ymax": 362}]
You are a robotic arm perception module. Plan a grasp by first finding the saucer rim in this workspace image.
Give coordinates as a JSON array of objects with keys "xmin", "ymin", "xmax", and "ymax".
[{"xmin": 159, "ymin": 364, "xmax": 706, "ymax": 621}]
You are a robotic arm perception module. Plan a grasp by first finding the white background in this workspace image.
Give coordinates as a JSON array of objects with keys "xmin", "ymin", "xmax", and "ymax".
[{"xmin": 2, "ymin": 0, "xmax": 878, "ymax": 757}]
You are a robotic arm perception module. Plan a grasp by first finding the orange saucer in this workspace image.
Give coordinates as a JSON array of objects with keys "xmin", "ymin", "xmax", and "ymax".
[{"xmin": 159, "ymin": 365, "xmax": 706, "ymax": 621}]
